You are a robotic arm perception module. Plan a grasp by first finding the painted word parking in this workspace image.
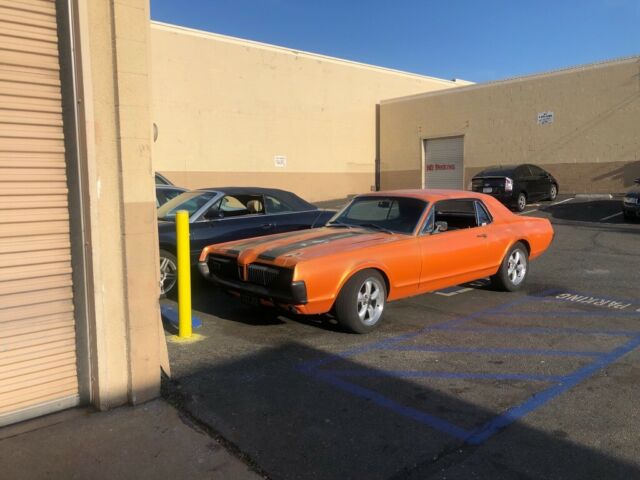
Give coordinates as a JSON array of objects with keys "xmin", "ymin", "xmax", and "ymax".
[
  {"xmin": 299, "ymin": 291, "xmax": 640, "ymax": 445},
  {"xmin": 555, "ymin": 292, "xmax": 639, "ymax": 312}
]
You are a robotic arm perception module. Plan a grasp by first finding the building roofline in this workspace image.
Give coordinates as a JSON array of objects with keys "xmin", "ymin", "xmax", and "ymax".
[
  {"xmin": 150, "ymin": 21, "xmax": 459, "ymax": 86},
  {"xmin": 381, "ymin": 55, "xmax": 640, "ymax": 105}
]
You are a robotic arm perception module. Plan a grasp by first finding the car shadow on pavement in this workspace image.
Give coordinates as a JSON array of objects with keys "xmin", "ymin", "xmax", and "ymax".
[
  {"xmin": 185, "ymin": 278, "xmax": 344, "ymax": 332},
  {"xmin": 163, "ymin": 341, "xmax": 640, "ymax": 480},
  {"xmin": 542, "ymin": 199, "xmax": 630, "ymax": 225}
]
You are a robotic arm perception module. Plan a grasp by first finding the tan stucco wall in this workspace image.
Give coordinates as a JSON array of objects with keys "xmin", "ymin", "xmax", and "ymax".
[
  {"xmin": 76, "ymin": 0, "xmax": 161, "ymax": 408},
  {"xmin": 380, "ymin": 57, "xmax": 640, "ymax": 193},
  {"xmin": 150, "ymin": 22, "xmax": 463, "ymax": 201}
]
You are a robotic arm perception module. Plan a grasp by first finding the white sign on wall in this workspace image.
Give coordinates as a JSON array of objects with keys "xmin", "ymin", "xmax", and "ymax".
[
  {"xmin": 537, "ymin": 111, "xmax": 554, "ymax": 125},
  {"xmin": 274, "ymin": 155, "xmax": 287, "ymax": 168}
]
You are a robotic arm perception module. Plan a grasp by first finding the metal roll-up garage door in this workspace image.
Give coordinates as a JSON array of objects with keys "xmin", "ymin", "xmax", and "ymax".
[
  {"xmin": 0, "ymin": 0, "xmax": 79, "ymax": 425},
  {"xmin": 423, "ymin": 136, "xmax": 464, "ymax": 189}
]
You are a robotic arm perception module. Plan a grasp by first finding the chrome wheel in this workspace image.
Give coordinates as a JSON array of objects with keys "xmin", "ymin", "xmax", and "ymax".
[
  {"xmin": 517, "ymin": 193, "xmax": 527, "ymax": 211},
  {"xmin": 550, "ymin": 184, "xmax": 558, "ymax": 200},
  {"xmin": 356, "ymin": 277, "xmax": 384, "ymax": 326},
  {"xmin": 159, "ymin": 254, "xmax": 177, "ymax": 295},
  {"xmin": 507, "ymin": 249, "xmax": 527, "ymax": 285}
]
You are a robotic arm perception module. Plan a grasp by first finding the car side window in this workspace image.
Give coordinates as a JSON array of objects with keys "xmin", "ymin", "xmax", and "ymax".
[
  {"xmin": 475, "ymin": 201, "xmax": 492, "ymax": 226},
  {"xmin": 206, "ymin": 194, "xmax": 265, "ymax": 219},
  {"xmin": 429, "ymin": 199, "xmax": 486, "ymax": 232},
  {"xmin": 520, "ymin": 166, "xmax": 534, "ymax": 177},
  {"xmin": 420, "ymin": 207, "xmax": 435, "ymax": 235},
  {"xmin": 530, "ymin": 165, "xmax": 545, "ymax": 176},
  {"xmin": 265, "ymin": 195, "xmax": 293, "ymax": 214}
]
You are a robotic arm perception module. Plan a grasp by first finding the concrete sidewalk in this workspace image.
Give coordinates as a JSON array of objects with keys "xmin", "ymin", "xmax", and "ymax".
[{"xmin": 0, "ymin": 399, "xmax": 262, "ymax": 480}]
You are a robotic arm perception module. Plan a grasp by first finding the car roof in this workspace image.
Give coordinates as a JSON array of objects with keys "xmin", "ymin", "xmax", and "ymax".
[
  {"xmin": 156, "ymin": 185, "xmax": 186, "ymax": 191},
  {"xmin": 475, "ymin": 165, "xmax": 520, "ymax": 176},
  {"xmin": 195, "ymin": 186, "xmax": 316, "ymax": 210},
  {"xmin": 357, "ymin": 189, "xmax": 494, "ymax": 203}
]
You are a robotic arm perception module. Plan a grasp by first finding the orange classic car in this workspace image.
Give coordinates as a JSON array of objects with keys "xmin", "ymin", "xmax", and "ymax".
[{"xmin": 198, "ymin": 190, "xmax": 554, "ymax": 333}]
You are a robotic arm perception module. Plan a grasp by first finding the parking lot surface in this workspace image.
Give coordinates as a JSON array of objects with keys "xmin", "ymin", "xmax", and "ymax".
[{"xmin": 162, "ymin": 197, "xmax": 640, "ymax": 479}]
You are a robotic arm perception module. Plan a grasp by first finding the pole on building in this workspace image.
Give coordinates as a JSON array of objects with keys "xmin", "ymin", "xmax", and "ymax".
[{"xmin": 175, "ymin": 210, "xmax": 192, "ymax": 338}]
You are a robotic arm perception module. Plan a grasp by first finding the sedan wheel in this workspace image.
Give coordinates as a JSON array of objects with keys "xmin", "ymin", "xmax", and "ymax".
[
  {"xmin": 335, "ymin": 269, "xmax": 387, "ymax": 333},
  {"xmin": 549, "ymin": 184, "xmax": 558, "ymax": 201},
  {"xmin": 516, "ymin": 193, "xmax": 527, "ymax": 212},
  {"xmin": 491, "ymin": 242, "xmax": 529, "ymax": 291},
  {"xmin": 159, "ymin": 250, "xmax": 178, "ymax": 296}
]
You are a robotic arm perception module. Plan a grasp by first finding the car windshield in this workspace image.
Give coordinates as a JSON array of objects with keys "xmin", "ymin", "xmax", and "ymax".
[
  {"xmin": 328, "ymin": 196, "xmax": 427, "ymax": 234},
  {"xmin": 157, "ymin": 191, "xmax": 216, "ymax": 220}
]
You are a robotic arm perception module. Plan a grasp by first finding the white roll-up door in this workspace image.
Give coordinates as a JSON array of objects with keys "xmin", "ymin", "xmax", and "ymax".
[
  {"xmin": 423, "ymin": 136, "xmax": 464, "ymax": 189},
  {"xmin": 0, "ymin": 0, "xmax": 79, "ymax": 426}
]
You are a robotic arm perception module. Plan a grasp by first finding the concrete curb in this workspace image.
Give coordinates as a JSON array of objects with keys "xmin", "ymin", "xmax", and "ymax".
[{"xmin": 574, "ymin": 193, "xmax": 613, "ymax": 199}]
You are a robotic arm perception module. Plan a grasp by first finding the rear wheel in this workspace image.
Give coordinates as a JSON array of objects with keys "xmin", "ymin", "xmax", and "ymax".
[
  {"xmin": 335, "ymin": 269, "xmax": 386, "ymax": 334},
  {"xmin": 515, "ymin": 192, "xmax": 527, "ymax": 212},
  {"xmin": 159, "ymin": 249, "xmax": 178, "ymax": 297},
  {"xmin": 491, "ymin": 242, "xmax": 529, "ymax": 291}
]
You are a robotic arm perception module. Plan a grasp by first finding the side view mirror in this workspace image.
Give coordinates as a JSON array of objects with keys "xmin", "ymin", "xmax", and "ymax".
[{"xmin": 434, "ymin": 221, "xmax": 448, "ymax": 233}]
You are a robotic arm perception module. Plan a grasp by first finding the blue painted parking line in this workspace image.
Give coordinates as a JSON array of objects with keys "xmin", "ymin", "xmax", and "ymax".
[
  {"xmin": 385, "ymin": 345, "xmax": 604, "ymax": 357},
  {"xmin": 298, "ymin": 291, "xmax": 640, "ymax": 445},
  {"xmin": 465, "ymin": 334, "xmax": 640, "ymax": 445},
  {"xmin": 321, "ymin": 369, "xmax": 564, "ymax": 382},
  {"xmin": 435, "ymin": 325, "xmax": 639, "ymax": 337}
]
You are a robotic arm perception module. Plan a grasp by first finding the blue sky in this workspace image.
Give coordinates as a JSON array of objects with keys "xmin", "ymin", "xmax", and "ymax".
[{"xmin": 151, "ymin": 0, "xmax": 640, "ymax": 83}]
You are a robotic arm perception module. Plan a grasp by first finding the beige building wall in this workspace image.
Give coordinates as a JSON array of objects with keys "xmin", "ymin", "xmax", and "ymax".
[
  {"xmin": 150, "ymin": 22, "xmax": 463, "ymax": 202},
  {"xmin": 380, "ymin": 57, "xmax": 640, "ymax": 193},
  {"xmin": 73, "ymin": 0, "xmax": 162, "ymax": 409}
]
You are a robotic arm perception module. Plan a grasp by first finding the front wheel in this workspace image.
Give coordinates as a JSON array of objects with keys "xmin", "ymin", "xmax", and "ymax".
[
  {"xmin": 334, "ymin": 269, "xmax": 387, "ymax": 334},
  {"xmin": 548, "ymin": 183, "xmax": 558, "ymax": 201},
  {"xmin": 159, "ymin": 249, "xmax": 178, "ymax": 297},
  {"xmin": 491, "ymin": 242, "xmax": 529, "ymax": 291}
]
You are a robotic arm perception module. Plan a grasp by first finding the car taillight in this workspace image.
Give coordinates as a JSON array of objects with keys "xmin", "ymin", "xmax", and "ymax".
[{"xmin": 505, "ymin": 177, "xmax": 513, "ymax": 192}]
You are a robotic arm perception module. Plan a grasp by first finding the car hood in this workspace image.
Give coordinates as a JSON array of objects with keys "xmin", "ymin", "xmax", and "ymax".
[{"xmin": 203, "ymin": 227, "xmax": 400, "ymax": 266}]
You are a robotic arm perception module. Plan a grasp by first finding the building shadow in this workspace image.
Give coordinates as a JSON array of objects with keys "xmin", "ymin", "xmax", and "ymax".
[
  {"xmin": 542, "ymin": 199, "xmax": 639, "ymax": 229},
  {"xmin": 163, "ymin": 341, "xmax": 640, "ymax": 480}
]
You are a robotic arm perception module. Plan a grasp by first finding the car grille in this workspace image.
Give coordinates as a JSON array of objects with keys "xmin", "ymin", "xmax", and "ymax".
[
  {"xmin": 208, "ymin": 255, "xmax": 240, "ymax": 281},
  {"xmin": 247, "ymin": 264, "xmax": 282, "ymax": 286},
  {"xmin": 208, "ymin": 256, "xmax": 293, "ymax": 290}
]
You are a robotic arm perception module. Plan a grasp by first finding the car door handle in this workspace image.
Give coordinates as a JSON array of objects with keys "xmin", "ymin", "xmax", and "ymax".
[
  {"xmin": 261, "ymin": 223, "xmax": 275, "ymax": 229},
  {"xmin": 476, "ymin": 233, "xmax": 488, "ymax": 238}
]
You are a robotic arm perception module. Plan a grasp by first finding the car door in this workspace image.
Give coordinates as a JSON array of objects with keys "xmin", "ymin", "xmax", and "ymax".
[
  {"xmin": 417, "ymin": 199, "xmax": 496, "ymax": 292},
  {"xmin": 529, "ymin": 165, "xmax": 550, "ymax": 200}
]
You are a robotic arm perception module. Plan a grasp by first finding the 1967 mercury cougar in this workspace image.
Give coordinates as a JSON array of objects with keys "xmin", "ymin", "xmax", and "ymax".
[{"xmin": 198, "ymin": 190, "xmax": 554, "ymax": 333}]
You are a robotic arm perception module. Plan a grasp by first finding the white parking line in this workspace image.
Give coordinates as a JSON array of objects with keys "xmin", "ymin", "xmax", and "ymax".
[
  {"xmin": 599, "ymin": 211, "xmax": 622, "ymax": 222},
  {"xmin": 550, "ymin": 197, "xmax": 575, "ymax": 206},
  {"xmin": 518, "ymin": 209, "xmax": 539, "ymax": 215}
]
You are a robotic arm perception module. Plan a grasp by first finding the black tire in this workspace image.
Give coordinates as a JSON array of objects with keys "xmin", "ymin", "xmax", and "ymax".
[
  {"xmin": 159, "ymin": 249, "xmax": 178, "ymax": 298},
  {"xmin": 548, "ymin": 183, "xmax": 558, "ymax": 201},
  {"xmin": 334, "ymin": 269, "xmax": 387, "ymax": 334},
  {"xmin": 491, "ymin": 242, "xmax": 529, "ymax": 292},
  {"xmin": 514, "ymin": 192, "xmax": 527, "ymax": 212}
]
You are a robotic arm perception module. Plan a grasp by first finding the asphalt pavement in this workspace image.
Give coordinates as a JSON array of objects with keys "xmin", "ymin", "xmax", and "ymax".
[{"xmin": 162, "ymin": 195, "xmax": 640, "ymax": 480}]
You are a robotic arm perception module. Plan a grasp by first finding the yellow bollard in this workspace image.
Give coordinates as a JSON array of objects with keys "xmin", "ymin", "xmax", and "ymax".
[{"xmin": 175, "ymin": 210, "xmax": 192, "ymax": 338}]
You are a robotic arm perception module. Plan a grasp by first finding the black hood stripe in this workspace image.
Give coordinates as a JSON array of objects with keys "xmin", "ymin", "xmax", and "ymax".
[
  {"xmin": 225, "ymin": 230, "xmax": 316, "ymax": 254},
  {"xmin": 258, "ymin": 231, "xmax": 364, "ymax": 261}
]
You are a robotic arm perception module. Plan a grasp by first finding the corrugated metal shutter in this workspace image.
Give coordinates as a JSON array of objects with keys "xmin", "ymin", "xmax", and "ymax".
[
  {"xmin": 424, "ymin": 136, "xmax": 465, "ymax": 189},
  {"xmin": 0, "ymin": 0, "xmax": 79, "ymax": 425}
]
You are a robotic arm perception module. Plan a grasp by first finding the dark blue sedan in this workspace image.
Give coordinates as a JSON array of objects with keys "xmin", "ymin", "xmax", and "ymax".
[{"xmin": 157, "ymin": 187, "xmax": 335, "ymax": 295}]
